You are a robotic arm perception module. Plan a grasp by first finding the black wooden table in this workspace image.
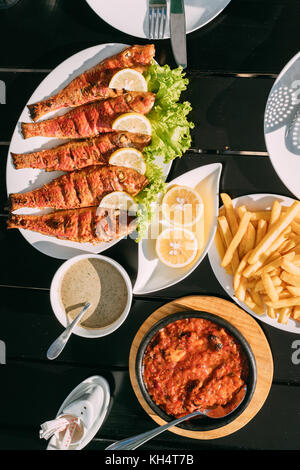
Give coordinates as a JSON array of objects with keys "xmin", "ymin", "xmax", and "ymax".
[{"xmin": 0, "ymin": 0, "xmax": 300, "ymax": 451}]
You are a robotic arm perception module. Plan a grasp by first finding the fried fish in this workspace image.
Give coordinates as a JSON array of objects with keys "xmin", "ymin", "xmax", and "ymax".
[
  {"xmin": 9, "ymin": 165, "xmax": 148, "ymax": 212},
  {"xmin": 11, "ymin": 131, "xmax": 151, "ymax": 172},
  {"xmin": 21, "ymin": 92, "xmax": 155, "ymax": 139},
  {"xmin": 7, "ymin": 206, "xmax": 137, "ymax": 244},
  {"xmin": 27, "ymin": 44, "xmax": 155, "ymax": 121}
]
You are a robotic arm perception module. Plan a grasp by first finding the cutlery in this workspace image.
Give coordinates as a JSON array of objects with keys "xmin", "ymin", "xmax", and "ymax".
[
  {"xmin": 47, "ymin": 302, "xmax": 91, "ymax": 360},
  {"xmin": 148, "ymin": 0, "xmax": 167, "ymax": 39},
  {"xmin": 105, "ymin": 385, "xmax": 247, "ymax": 450},
  {"xmin": 170, "ymin": 0, "xmax": 187, "ymax": 69}
]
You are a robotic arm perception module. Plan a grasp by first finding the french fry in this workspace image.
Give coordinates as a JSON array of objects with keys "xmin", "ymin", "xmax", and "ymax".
[
  {"xmin": 291, "ymin": 220, "xmax": 300, "ymax": 236},
  {"xmin": 214, "ymin": 227, "xmax": 226, "ymax": 260},
  {"xmin": 239, "ymin": 220, "xmax": 256, "ymax": 259},
  {"xmin": 286, "ymin": 286, "xmax": 300, "ymax": 296},
  {"xmin": 235, "ymin": 276, "xmax": 247, "ymax": 302},
  {"xmin": 218, "ymin": 216, "xmax": 239, "ymax": 272},
  {"xmin": 281, "ymin": 271, "xmax": 300, "ymax": 287},
  {"xmin": 267, "ymin": 306, "xmax": 277, "ymax": 319},
  {"xmin": 265, "ymin": 297, "xmax": 300, "ymax": 308},
  {"xmin": 269, "ymin": 200, "xmax": 282, "ymax": 227},
  {"xmin": 292, "ymin": 306, "xmax": 300, "ymax": 321},
  {"xmin": 220, "ymin": 193, "xmax": 239, "ymax": 236},
  {"xmin": 221, "ymin": 212, "xmax": 251, "ymax": 268},
  {"xmin": 261, "ymin": 272, "xmax": 279, "ymax": 302},
  {"xmin": 254, "ymin": 276, "xmax": 281, "ymax": 292},
  {"xmin": 233, "ymin": 252, "xmax": 251, "ymax": 291},
  {"xmin": 278, "ymin": 307, "xmax": 292, "ymax": 324},
  {"xmin": 255, "ymin": 219, "xmax": 268, "ymax": 246},
  {"xmin": 281, "ymin": 259, "xmax": 300, "ymax": 276},
  {"xmin": 247, "ymin": 201, "xmax": 300, "ymax": 265}
]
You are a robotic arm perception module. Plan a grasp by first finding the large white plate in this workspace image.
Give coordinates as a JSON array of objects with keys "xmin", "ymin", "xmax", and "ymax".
[
  {"xmin": 208, "ymin": 193, "xmax": 300, "ymax": 334},
  {"xmin": 6, "ymin": 43, "xmax": 172, "ymax": 260},
  {"xmin": 133, "ymin": 163, "xmax": 222, "ymax": 294},
  {"xmin": 86, "ymin": 0, "xmax": 231, "ymax": 39},
  {"xmin": 264, "ymin": 51, "xmax": 300, "ymax": 200}
]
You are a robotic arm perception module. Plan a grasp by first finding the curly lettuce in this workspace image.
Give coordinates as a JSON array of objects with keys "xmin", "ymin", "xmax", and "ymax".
[{"xmin": 134, "ymin": 62, "xmax": 194, "ymax": 241}]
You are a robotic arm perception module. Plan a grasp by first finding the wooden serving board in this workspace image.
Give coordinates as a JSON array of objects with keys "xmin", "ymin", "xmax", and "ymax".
[{"xmin": 129, "ymin": 295, "xmax": 274, "ymax": 440}]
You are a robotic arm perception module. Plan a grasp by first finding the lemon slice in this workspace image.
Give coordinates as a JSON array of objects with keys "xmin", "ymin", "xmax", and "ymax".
[
  {"xmin": 161, "ymin": 185, "xmax": 204, "ymax": 227},
  {"xmin": 109, "ymin": 68, "xmax": 148, "ymax": 92},
  {"xmin": 155, "ymin": 228, "xmax": 198, "ymax": 268},
  {"xmin": 109, "ymin": 148, "xmax": 146, "ymax": 175},
  {"xmin": 112, "ymin": 113, "xmax": 152, "ymax": 135},
  {"xmin": 98, "ymin": 191, "xmax": 137, "ymax": 213}
]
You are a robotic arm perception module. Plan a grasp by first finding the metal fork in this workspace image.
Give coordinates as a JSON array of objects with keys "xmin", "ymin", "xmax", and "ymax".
[{"xmin": 148, "ymin": 0, "xmax": 167, "ymax": 40}]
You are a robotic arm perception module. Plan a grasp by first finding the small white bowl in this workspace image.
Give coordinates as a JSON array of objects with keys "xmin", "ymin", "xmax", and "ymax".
[{"xmin": 50, "ymin": 254, "xmax": 133, "ymax": 338}]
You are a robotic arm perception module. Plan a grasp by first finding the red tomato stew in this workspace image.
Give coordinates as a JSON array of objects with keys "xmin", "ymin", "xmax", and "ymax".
[{"xmin": 142, "ymin": 317, "xmax": 249, "ymax": 419}]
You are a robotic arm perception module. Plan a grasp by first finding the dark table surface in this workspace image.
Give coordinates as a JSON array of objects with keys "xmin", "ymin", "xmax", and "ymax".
[{"xmin": 1, "ymin": 0, "xmax": 300, "ymax": 451}]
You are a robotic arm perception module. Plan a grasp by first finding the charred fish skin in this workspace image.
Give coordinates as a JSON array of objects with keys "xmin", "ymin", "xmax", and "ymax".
[
  {"xmin": 11, "ymin": 131, "xmax": 151, "ymax": 172},
  {"xmin": 9, "ymin": 165, "xmax": 148, "ymax": 212},
  {"xmin": 21, "ymin": 91, "xmax": 155, "ymax": 140},
  {"xmin": 7, "ymin": 207, "xmax": 137, "ymax": 244},
  {"xmin": 27, "ymin": 44, "xmax": 155, "ymax": 121}
]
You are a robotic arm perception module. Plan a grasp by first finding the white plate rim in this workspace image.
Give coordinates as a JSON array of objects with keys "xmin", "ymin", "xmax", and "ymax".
[
  {"xmin": 207, "ymin": 192, "xmax": 300, "ymax": 334},
  {"xmin": 86, "ymin": 0, "xmax": 231, "ymax": 40},
  {"xmin": 264, "ymin": 50, "xmax": 300, "ymax": 200}
]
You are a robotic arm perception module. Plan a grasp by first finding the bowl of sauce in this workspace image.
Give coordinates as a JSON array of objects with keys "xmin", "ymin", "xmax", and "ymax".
[
  {"xmin": 135, "ymin": 311, "xmax": 257, "ymax": 431},
  {"xmin": 50, "ymin": 254, "xmax": 132, "ymax": 338}
]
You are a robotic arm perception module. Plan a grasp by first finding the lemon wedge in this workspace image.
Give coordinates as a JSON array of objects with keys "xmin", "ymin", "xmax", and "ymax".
[
  {"xmin": 99, "ymin": 191, "xmax": 137, "ymax": 213},
  {"xmin": 161, "ymin": 185, "xmax": 204, "ymax": 227},
  {"xmin": 109, "ymin": 148, "xmax": 146, "ymax": 175},
  {"xmin": 109, "ymin": 68, "xmax": 148, "ymax": 92},
  {"xmin": 112, "ymin": 113, "xmax": 152, "ymax": 135},
  {"xmin": 155, "ymin": 228, "xmax": 198, "ymax": 268}
]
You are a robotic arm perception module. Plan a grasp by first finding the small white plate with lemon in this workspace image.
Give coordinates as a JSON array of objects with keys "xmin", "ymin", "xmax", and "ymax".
[
  {"xmin": 133, "ymin": 163, "xmax": 222, "ymax": 295},
  {"xmin": 6, "ymin": 43, "xmax": 172, "ymax": 260}
]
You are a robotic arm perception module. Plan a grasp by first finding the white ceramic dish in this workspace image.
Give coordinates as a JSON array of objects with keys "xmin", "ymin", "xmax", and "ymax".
[
  {"xmin": 133, "ymin": 163, "xmax": 222, "ymax": 295},
  {"xmin": 6, "ymin": 42, "xmax": 172, "ymax": 260},
  {"xmin": 207, "ymin": 193, "xmax": 300, "ymax": 334},
  {"xmin": 264, "ymin": 51, "xmax": 300, "ymax": 200},
  {"xmin": 47, "ymin": 376, "xmax": 110, "ymax": 450},
  {"xmin": 50, "ymin": 254, "xmax": 133, "ymax": 338},
  {"xmin": 86, "ymin": 0, "xmax": 231, "ymax": 39}
]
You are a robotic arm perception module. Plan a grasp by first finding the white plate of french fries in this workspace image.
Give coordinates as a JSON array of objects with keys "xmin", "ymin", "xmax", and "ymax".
[{"xmin": 208, "ymin": 192, "xmax": 300, "ymax": 333}]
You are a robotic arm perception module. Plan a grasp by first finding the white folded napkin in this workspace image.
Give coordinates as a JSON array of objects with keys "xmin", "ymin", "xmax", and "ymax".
[{"xmin": 40, "ymin": 415, "xmax": 82, "ymax": 450}]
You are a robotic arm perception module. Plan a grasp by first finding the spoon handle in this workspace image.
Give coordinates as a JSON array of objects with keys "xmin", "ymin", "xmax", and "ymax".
[
  {"xmin": 47, "ymin": 302, "xmax": 91, "ymax": 360},
  {"xmin": 105, "ymin": 411, "xmax": 201, "ymax": 450}
]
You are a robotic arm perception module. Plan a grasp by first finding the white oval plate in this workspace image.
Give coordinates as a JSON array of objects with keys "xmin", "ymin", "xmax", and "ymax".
[
  {"xmin": 264, "ymin": 51, "xmax": 300, "ymax": 200},
  {"xmin": 6, "ymin": 43, "xmax": 172, "ymax": 260},
  {"xmin": 208, "ymin": 193, "xmax": 300, "ymax": 333},
  {"xmin": 133, "ymin": 163, "xmax": 222, "ymax": 295},
  {"xmin": 86, "ymin": 0, "xmax": 231, "ymax": 39}
]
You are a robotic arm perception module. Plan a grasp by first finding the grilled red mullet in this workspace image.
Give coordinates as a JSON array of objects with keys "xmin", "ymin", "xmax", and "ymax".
[
  {"xmin": 11, "ymin": 131, "xmax": 151, "ymax": 172},
  {"xmin": 9, "ymin": 165, "xmax": 148, "ymax": 212},
  {"xmin": 7, "ymin": 207, "xmax": 137, "ymax": 244},
  {"xmin": 21, "ymin": 92, "xmax": 155, "ymax": 139},
  {"xmin": 27, "ymin": 44, "xmax": 155, "ymax": 121}
]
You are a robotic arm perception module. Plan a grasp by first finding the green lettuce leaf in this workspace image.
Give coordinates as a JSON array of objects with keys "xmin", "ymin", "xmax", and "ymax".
[{"xmin": 134, "ymin": 62, "xmax": 194, "ymax": 241}]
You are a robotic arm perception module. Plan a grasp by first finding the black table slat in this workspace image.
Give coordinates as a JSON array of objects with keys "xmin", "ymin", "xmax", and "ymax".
[
  {"xmin": 0, "ymin": 362, "xmax": 299, "ymax": 450},
  {"xmin": 0, "ymin": 72, "xmax": 273, "ymax": 150},
  {"xmin": 1, "ymin": 285, "xmax": 300, "ymax": 384}
]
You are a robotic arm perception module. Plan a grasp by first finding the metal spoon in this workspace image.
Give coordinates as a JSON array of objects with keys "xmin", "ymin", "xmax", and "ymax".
[
  {"xmin": 105, "ymin": 384, "xmax": 247, "ymax": 450},
  {"xmin": 47, "ymin": 302, "xmax": 91, "ymax": 360}
]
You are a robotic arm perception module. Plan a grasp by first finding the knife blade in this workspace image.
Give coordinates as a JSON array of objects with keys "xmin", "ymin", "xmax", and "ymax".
[{"xmin": 170, "ymin": 0, "xmax": 187, "ymax": 69}]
